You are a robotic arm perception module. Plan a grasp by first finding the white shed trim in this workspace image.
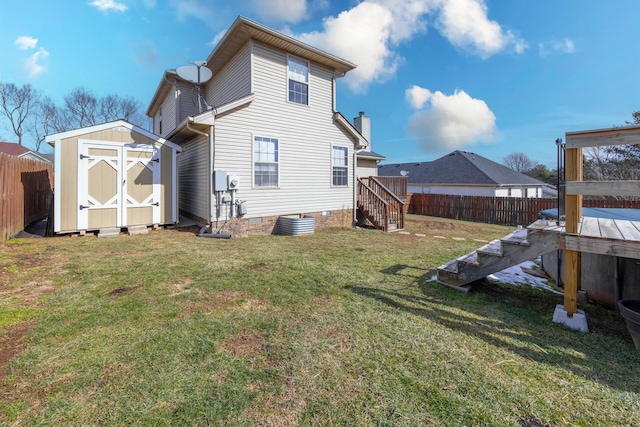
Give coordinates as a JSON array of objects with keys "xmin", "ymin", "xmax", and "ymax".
[{"xmin": 45, "ymin": 120, "xmax": 183, "ymax": 152}]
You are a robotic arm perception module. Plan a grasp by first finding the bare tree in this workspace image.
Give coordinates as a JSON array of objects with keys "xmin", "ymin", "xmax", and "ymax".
[
  {"xmin": 63, "ymin": 87, "xmax": 98, "ymax": 129},
  {"xmin": 503, "ymin": 152, "xmax": 538, "ymax": 173},
  {"xmin": 0, "ymin": 82, "xmax": 40, "ymax": 145},
  {"xmin": 98, "ymin": 94, "xmax": 145, "ymax": 126},
  {"xmin": 28, "ymin": 96, "xmax": 65, "ymax": 152}
]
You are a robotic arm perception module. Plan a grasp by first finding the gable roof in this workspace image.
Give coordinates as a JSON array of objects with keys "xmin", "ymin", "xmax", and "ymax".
[
  {"xmin": 0, "ymin": 142, "xmax": 31, "ymax": 156},
  {"xmin": 147, "ymin": 16, "xmax": 357, "ymax": 117},
  {"xmin": 378, "ymin": 150, "xmax": 544, "ymax": 186},
  {"xmin": 45, "ymin": 120, "xmax": 182, "ymax": 152}
]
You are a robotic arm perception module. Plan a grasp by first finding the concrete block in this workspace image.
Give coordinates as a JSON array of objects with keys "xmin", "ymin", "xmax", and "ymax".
[
  {"xmin": 553, "ymin": 304, "xmax": 588, "ymax": 332},
  {"xmin": 127, "ymin": 225, "xmax": 149, "ymax": 235},
  {"xmin": 98, "ymin": 228, "xmax": 120, "ymax": 238}
]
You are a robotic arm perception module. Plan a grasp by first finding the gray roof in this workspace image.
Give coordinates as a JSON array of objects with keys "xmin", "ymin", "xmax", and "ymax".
[
  {"xmin": 356, "ymin": 149, "xmax": 386, "ymax": 160},
  {"xmin": 378, "ymin": 150, "xmax": 545, "ymax": 186}
]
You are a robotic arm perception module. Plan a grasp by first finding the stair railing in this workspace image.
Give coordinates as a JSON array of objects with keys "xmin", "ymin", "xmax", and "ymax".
[
  {"xmin": 357, "ymin": 178, "xmax": 390, "ymax": 231},
  {"xmin": 364, "ymin": 176, "xmax": 406, "ymax": 230}
]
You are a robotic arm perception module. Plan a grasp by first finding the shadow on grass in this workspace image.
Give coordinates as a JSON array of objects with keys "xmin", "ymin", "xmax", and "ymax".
[{"xmin": 346, "ymin": 264, "xmax": 639, "ymax": 394}]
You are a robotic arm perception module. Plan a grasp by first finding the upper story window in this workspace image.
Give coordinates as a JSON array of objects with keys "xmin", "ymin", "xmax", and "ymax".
[
  {"xmin": 288, "ymin": 56, "xmax": 309, "ymax": 105},
  {"xmin": 332, "ymin": 146, "xmax": 348, "ymax": 186},
  {"xmin": 158, "ymin": 105, "xmax": 163, "ymax": 135},
  {"xmin": 254, "ymin": 136, "xmax": 279, "ymax": 187}
]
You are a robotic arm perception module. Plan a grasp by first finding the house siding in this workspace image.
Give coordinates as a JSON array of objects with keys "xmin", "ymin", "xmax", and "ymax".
[
  {"xmin": 177, "ymin": 81, "xmax": 201, "ymax": 125},
  {"xmin": 205, "ymin": 42, "xmax": 252, "ymax": 109},
  {"xmin": 211, "ymin": 41, "xmax": 354, "ymax": 220},
  {"xmin": 357, "ymin": 159, "xmax": 378, "ymax": 178},
  {"xmin": 177, "ymin": 134, "xmax": 210, "ymax": 221},
  {"xmin": 154, "ymin": 87, "xmax": 177, "ymax": 138}
]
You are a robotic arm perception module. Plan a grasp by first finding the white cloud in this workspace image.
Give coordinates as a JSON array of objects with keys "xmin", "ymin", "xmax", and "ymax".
[
  {"xmin": 14, "ymin": 36, "xmax": 38, "ymax": 50},
  {"xmin": 406, "ymin": 86, "xmax": 498, "ymax": 153},
  {"xmin": 252, "ymin": 0, "xmax": 308, "ymax": 24},
  {"xmin": 208, "ymin": 29, "xmax": 227, "ymax": 47},
  {"xmin": 406, "ymin": 85, "xmax": 433, "ymax": 109},
  {"xmin": 298, "ymin": 2, "xmax": 398, "ymax": 93},
  {"xmin": 436, "ymin": 0, "xmax": 527, "ymax": 58},
  {"xmin": 25, "ymin": 47, "xmax": 50, "ymax": 79},
  {"xmin": 295, "ymin": 0, "xmax": 525, "ymax": 93},
  {"xmin": 539, "ymin": 38, "xmax": 576, "ymax": 57},
  {"xmin": 90, "ymin": 0, "xmax": 128, "ymax": 12}
]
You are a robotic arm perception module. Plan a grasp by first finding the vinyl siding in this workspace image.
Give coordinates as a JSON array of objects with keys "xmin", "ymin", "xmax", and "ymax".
[
  {"xmin": 154, "ymin": 88, "xmax": 177, "ymax": 138},
  {"xmin": 357, "ymin": 159, "xmax": 378, "ymax": 178},
  {"xmin": 205, "ymin": 42, "xmax": 252, "ymax": 109},
  {"xmin": 212, "ymin": 41, "xmax": 354, "ymax": 219},
  {"xmin": 177, "ymin": 82, "xmax": 201, "ymax": 125},
  {"xmin": 177, "ymin": 134, "xmax": 210, "ymax": 220}
]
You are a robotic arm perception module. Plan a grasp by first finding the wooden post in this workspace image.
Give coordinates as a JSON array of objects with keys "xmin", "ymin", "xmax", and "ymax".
[{"xmin": 564, "ymin": 147, "xmax": 583, "ymax": 316}]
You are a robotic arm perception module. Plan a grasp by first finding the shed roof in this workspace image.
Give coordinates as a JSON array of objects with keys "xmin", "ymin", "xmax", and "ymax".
[
  {"xmin": 378, "ymin": 150, "xmax": 544, "ymax": 186},
  {"xmin": 45, "ymin": 120, "xmax": 182, "ymax": 152}
]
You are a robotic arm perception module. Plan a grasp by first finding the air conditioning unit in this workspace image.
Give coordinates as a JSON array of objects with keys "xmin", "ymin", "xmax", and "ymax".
[{"xmin": 227, "ymin": 175, "xmax": 240, "ymax": 190}]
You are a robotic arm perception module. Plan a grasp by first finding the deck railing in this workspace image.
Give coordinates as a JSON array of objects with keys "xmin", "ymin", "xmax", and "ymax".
[{"xmin": 562, "ymin": 125, "xmax": 640, "ymax": 316}]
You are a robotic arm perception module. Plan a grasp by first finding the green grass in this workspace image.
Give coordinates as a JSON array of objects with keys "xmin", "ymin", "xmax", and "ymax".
[{"xmin": 1, "ymin": 215, "xmax": 639, "ymax": 426}]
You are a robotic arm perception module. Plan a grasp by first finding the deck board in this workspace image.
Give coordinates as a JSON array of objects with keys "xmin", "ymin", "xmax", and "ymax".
[
  {"xmin": 528, "ymin": 216, "xmax": 640, "ymax": 260},
  {"xmin": 598, "ymin": 218, "xmax": 624, "ymax": 240}
]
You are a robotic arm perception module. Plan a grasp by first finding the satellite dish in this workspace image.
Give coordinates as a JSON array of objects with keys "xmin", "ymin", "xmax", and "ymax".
[
  {"xmin": 400, "ymin": 170, "xmax": 408, "ymax": 176},
  {"xmin": 176, "ymin": 64, "xmax": 213, "ymax": 84}
]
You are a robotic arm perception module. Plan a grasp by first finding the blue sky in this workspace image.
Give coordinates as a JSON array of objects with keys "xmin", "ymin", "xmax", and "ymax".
[{"xmin": 1, "ymin": 1, "xmax": 639, "ymax": 168}]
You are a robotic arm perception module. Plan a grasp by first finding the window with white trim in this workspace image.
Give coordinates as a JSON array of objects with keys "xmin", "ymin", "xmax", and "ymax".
[
  {"xmin": 332, "ymin": 146, "xmax": 348, "ymax": 186},
  {"xmin": 158, "ymin": 105, "xmax": 163, "ymax": 135},
  {"xmin": 288, "ymin": 56, "xmax": 309, "ymax": 105},
  {"xmin": 254, "ymin": 136, "xmax": 279, "ymax": 187}
]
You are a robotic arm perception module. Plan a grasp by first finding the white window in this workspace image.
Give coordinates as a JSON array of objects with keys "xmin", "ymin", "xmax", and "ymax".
[
  {"xmin": 158, "ymin": 105, "xmax": 163, "ymax": 135},
  {"xmin": 254, "ymin": 136, "xmax": 279, "ymax": 187},
  {"xmin": 332, "ymin": 146, "xmax": 348, "ymax": 186},
  {"xmin": 288, "ymin": 56, "xmax": 309, "ymax": 105}
]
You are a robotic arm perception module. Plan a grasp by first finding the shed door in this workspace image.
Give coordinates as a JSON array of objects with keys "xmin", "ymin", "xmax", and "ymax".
[
  {"xmin": 78, "ymin": 141, "xmax": 161, "ymax": 230},
  {"xmin": 78, "ymin": 142, "xmax": 123, "ymax": 230},
  {"xmin": 123, "ymin": 144, "xmax": 161, "ymax": 226}
]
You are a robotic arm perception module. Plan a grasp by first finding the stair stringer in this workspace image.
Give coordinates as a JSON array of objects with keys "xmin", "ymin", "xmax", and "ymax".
[{"xmin": 436, "ymin": 228, "xmax": 560, "ymax": 291}]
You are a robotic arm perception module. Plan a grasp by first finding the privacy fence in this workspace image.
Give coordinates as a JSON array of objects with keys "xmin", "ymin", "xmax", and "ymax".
[
  {"xmin": 409, "ymin": 193, "xmax": 640, "ymax": 227},
  {"xmin": 0, "ymin": 153, "xmax": 53, "ymax": 241}
]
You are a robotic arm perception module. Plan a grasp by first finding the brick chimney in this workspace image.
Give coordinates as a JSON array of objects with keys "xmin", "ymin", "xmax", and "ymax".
[{"xmin": 353, "ymin": 111, "xmax": 371, "ymax": 150}]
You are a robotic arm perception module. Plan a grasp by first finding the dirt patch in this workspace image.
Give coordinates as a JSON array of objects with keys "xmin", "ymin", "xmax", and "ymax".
[
  {"xmin": 177, "ymin": 289, "xmax": 250, "ymax": 318},
  {"xmin": 0, "ymin": 322, "xmax": 32, "ymax": 385},
  {"xmin": 518, "ymin": 417, "xmax": 554, "ymax": 427},
  {"xmin": 221, "ymin": 328, "xmax": 266, "ymax": 358},
  {"xmin": 250, "ymin": 262, "xmax": 268, "ymax": 269},
  {"xmin": 108, "ymin": 285, "xmax": 140, "ymax": 296}
]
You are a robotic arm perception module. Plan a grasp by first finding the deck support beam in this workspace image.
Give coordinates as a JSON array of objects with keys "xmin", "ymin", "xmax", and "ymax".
[{"xmin": 563, "ymin": 147, "xmax": 583, "ymax": 318}]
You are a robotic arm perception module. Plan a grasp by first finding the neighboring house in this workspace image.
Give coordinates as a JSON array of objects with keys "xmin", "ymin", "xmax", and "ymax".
[
  {"xmin": 353, "ymin": 111, "xmax": 386, "ymax": 178},
  {"xmin": 379, "ymin": 150, "xmax": 549, "ymax": 198},
  {"xmin": 146, "ymin": 16, "xmax": 370, "ymax": 237},
  {"xmin": 0, "ymin": 142, "xmax": 51, "ymax": 163}
]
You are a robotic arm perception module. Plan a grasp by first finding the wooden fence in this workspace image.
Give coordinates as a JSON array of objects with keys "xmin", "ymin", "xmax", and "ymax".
[
  {"xmin": 409, "ymin": 193, "xmax": 640, "ymax": 227},
  {"xmin": 0, "ymin": 153, "xmax": 53, "ymax": 241}
]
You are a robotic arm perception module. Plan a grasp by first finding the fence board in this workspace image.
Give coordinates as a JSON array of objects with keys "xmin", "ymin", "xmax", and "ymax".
[
  {"xmin": 409, "ymin": 193, "xmax": 640, "ymax": 227},
  {"xmin": 0, "ymin": 153, "xmax": 53, "ymax": 241}
]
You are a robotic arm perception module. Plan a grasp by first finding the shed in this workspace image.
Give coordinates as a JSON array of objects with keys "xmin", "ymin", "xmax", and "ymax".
[{"xmin": 45, "ymin": 120, "xmax": 182, "ymax": 234}]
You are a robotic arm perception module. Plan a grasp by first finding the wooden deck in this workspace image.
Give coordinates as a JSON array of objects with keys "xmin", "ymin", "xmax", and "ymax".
[{"xmin": 528, "ymin": 217, "xmax": 640, "ymax": 259}]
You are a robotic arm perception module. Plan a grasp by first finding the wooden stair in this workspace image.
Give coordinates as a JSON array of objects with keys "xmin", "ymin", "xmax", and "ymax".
[
  {"xmin": 356, "ymin": 177, "xmax": 405, "ymax": 232},
  {"xmin": 436, "ymin": 225, "xmax": 561, "ymax": 292}
]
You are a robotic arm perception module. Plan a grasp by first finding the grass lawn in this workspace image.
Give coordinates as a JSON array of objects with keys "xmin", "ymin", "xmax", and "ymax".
[{"xmin": 1, "ymin": 214, "xmax": 639, "ymax": 426}]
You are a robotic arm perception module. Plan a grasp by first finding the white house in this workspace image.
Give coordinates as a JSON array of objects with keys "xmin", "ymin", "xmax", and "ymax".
[{"xmin": 146, "ymin": 16, "xmax": 369, "ymax": 236}]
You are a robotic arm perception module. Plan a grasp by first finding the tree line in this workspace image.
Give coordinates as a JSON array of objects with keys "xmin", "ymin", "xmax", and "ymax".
[
  {"xmin": 0, "ymin": 82, "xmax": 147, "ymax": 152},
  {"xmin": 503, "ymin": 110, "xmax": 640, "ymax": 187}
]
